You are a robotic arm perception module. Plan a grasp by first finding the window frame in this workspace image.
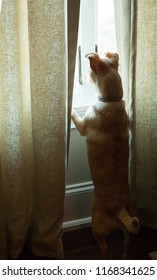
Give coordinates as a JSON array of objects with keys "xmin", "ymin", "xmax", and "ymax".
[
  {"xmin": 72, "ymin": 0, "xmax": 97, "ymax": 112},
  {"xmin": 71, "ymin": 0, "xmax": 117, "ymax": 129}
]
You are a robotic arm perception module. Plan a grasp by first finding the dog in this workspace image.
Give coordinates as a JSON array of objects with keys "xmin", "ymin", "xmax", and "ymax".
[{"xmin": 71, "ymin": 52, "xmax": 140, "ymax": 259}]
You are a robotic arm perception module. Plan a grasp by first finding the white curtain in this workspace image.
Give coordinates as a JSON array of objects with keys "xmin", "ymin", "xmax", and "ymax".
[
  {"xmin": 0, "ymin": 0, "xmax": 66, "ymax": 259},
  {"xmin": 114, "ymin": 0, "xmax": 132, "ymax": 105},
  {"xmin": 114, "ymin": 0, "xmax": 157, "ymax": 229},
  {"xmin": 114, "ymin": 0, "xmax": 136, "ymax": 207}
]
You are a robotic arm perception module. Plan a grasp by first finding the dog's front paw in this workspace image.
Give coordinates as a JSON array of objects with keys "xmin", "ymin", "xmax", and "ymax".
[
  {"xmin": 71, "ymin": 109, "xmax": 74, "ymax": 116},
  {"xmin": 71, "ymin": 109, "xmax": 76, "ymax": 117}
]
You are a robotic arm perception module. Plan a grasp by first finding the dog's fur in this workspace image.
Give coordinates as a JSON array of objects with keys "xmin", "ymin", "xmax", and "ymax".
[{"xmin": 71, "ymin": 52, "xmax": 139, "ymax": 259}]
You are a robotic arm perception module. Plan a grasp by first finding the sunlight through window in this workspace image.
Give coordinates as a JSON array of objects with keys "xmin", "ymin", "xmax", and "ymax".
[{"xmin": 72, "ymin": 0, "xmax": 117, "ymax": 110}]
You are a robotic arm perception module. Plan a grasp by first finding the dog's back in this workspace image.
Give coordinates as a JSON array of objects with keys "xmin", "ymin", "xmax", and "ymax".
[
  {"xmin": 85, "ymin": 100, "xmax": 130, "ymax": 212},
  {"xmin": 71, "ymin": 52, "xmax": 139, "ymax": 258}
]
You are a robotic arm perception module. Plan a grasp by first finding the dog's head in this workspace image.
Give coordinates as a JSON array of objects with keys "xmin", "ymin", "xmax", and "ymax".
[{"xmin": 84, "ymin": 52, "xmax": 123, "ymax": 100}]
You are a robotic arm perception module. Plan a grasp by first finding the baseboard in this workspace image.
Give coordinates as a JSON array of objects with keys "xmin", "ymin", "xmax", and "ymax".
[
  {"xmin": 65, "ymin": 181, "xmax": 93, "ymax": 194},
  {"xmin": 63, "ymin": 181, "xmax": 93, "ymax": 231},
  {"xmin": 63, "ymin": 217, "xmax": 91, "ymax": 232}
]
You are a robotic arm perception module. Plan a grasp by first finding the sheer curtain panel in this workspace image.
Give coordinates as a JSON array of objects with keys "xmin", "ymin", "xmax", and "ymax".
[
  {"xmin": 0, "ymin": 0, "xmax": 66, "ymax": 259},
  {"xmin": 114, "ymin": 0, "xmax": 136, "ymax": 208}
]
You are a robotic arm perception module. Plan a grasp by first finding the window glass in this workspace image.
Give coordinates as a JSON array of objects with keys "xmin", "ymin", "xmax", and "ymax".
[{"xmin": 72, "ymin": 0, "xmax": 117, "ymax": 109}]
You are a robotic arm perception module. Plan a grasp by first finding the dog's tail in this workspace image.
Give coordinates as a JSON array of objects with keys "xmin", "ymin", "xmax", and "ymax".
[{"xmin": 115, "ymin": 208, "xmax": 140, "ymax": 234}]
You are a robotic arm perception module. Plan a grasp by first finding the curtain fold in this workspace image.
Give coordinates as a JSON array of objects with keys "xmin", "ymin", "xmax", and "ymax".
[
  {"xmin": 0, "ymin": 0, "xmax": 66, "ymax": 259},
  {"xmin": 114, "ymin": 0, "xmax": 132, "ymax": 105},
  {"xmin": 67, "ymin": 0, "xmax": 80, "ymax": 158},
  {"xmin": 114, "ymin": 0, "xmax": 157, "ymax": 229},
  {"xmin": 135, "ymin": 0, "xmax": 157, "ymax": 229},
  {"xmin": 27, "ymin": 0, "xmax": 66, "ymax": 259},
  {"xmin": 114, "ymin": 0, "xmax": 136, "ymax": 207},
  {"xmin": 0, "ymin": 0, "xmax": 33, "ymax": 259},
  {"xmin": 0, "ymin": 162, "xmax": 7, "ymax": 259}
]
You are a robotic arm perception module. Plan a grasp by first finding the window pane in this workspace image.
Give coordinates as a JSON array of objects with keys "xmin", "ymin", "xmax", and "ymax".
[
  {"xmin": 72, "ymin": 0, "xmax": 117, "ymax": 109},
  {"xmin": 98, "ymin": 0, "xmax": 117, "ymax": 55}
]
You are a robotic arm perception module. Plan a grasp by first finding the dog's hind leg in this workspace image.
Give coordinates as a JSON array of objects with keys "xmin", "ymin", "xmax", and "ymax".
[
  {"xmin": 92, "ymin": 210, "xmax": 116, "ymax": 259},
  {"xmin": 92, "ymin": 230, "xmax": 108, "ymax": 259},
  {"xmin": 122, "ymin": 231, "xmax": 130, "ymax": 259}
]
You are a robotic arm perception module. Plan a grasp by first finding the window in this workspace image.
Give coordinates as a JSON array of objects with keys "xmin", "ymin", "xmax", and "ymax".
[
  {"xmin": 66, "ymin": 0, "xmax": 118, "ymax": 223},
  {"xmin": 72, "ymin": 0, "xmax": 117, "ymax": 112}
]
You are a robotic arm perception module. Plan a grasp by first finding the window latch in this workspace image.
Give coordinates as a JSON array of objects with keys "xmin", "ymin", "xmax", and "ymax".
[
  {"xmin": 78, "ymin": 44, "xmax": 98, "ymax": 86},
  {"xmin": 95, "ymin": 44, "xmax": 98, "ymax": 53}
]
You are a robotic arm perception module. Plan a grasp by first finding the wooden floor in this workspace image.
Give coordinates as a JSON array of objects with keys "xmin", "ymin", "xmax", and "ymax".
[
  {"xmin": 18, "ymin": 226, "xmax": 157, "ymax": 260},
  {"xmin": 63, "ymin": 226, "xmax": 157, "ymax": 260}
]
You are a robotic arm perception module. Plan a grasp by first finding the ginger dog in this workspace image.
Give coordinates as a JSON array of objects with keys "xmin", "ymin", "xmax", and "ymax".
[{"xmin": 71, "ymin": 52, "xmax": 139, "ymax": 259}]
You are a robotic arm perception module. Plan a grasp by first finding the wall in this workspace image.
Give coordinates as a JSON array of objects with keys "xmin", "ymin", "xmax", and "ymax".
[{"xmin": 63, "ymin": 128, "xmax": 93, "ymax": 229}]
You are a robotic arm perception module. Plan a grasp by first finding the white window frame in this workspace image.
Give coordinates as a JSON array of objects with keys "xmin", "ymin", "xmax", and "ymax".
[
  {"xmin": 71, "ymin": 0, "xmax": 117, "ymax": 128},
  {"xmin": 72, "ymin": 0, "xmax": 97, "ymax": 108}
]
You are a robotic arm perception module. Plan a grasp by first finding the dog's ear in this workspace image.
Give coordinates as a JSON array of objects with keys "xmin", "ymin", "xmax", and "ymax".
[
  {"xmin": 85, "ymin": 53, "xmax": 101, "ymax": 73},
  {"xmin": 104, "ymin": 52, "xmax": 119, "ymax": 69},
  {"xmin": 104, "ymin": 52, "xmax": 119, "ymax": 60}
]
